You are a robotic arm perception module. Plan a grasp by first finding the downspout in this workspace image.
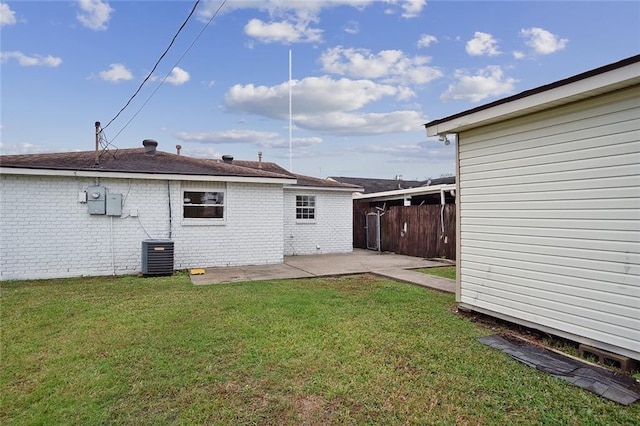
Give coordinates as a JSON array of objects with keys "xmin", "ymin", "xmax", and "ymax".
[
  {"xmin": 440, "ymin": 187, "xmax": 446, "ymax": 238},
  {"xmin": 111, "ymin": 216, "xmax": 116, "ymax": 275},
  {"xmin": 454, "ymin": 133, "xmax": 461, "ymax": 303},
  {"xmin": 167, "ymin": 181, "xmax": 172, "ymax": 239}
]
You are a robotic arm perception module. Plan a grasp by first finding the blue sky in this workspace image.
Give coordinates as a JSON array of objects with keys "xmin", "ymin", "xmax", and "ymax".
[{"xmin": 1, "ymin": 1, "xmax": 639, "ymax": 180}]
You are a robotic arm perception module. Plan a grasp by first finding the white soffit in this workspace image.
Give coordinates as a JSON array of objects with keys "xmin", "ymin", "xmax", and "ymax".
[
  {"xmin": 426, "ymin": 61, "xmax": 640, "ymax": 136},
  {"xmin": 353, "ymin": 184, "xmax": 456, "ymax": 201},
  {"xmin": 284, "ymin": 185, "xmax": 363, "ymax": 193}
]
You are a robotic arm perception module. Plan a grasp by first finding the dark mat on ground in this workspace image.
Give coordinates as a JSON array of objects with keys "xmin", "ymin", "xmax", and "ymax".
[{"xmin": 478, "ymin": 334, "xmax": 640, "ymax": 405}]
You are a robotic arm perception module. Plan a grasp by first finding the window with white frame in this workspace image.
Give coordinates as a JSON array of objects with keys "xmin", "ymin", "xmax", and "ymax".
[
  {"xmin": 296, "ymin": 195, "xmax": 316, "ymax": 220},
  {"xmin": 183, "ymin": 191, "xmax": 225, "ymax": 219}
]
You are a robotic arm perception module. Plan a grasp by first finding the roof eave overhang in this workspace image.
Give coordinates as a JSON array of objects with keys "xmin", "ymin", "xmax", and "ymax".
[
  {"xmin": 284, "ymin": 184, "xmax": 364, "ymax": 193},
  {"xmin": 425, "ymin": 59, "xmax": 640, "ymax": 137},
  {"xmin": 353, "ymin": 184, "xmax": 456, "ymax": 201},
  {"xmin": 0, "ymin": 167, "xmax": 297, "ymax": 184}
]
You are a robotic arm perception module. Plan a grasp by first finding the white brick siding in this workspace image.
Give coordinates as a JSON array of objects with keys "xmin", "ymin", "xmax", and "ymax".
[
  {"xmin": 0, "ymin": 175, "xmax": 284, "ymax": 280},
  {"xmin": 173, "ymin": 181, "xmax": 284, "ymax": 269},
  {"xmin": 283, "ymin": 189, "xmax": 354, "ymax": 256}
]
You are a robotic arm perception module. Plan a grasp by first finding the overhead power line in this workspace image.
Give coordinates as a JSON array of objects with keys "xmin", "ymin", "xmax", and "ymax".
[
  {"xmin": 108, "ymin": 0, "xmax": 228, "ymax": 143},
  {"xmin": 102, "ymin": 0, "xmax": 202, "ymax": 132}
]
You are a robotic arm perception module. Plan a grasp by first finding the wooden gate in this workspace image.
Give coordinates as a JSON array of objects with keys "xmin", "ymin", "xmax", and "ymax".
[{"xmin": 365, "ymin": 212, "xmax": 380, "ymax": 250}]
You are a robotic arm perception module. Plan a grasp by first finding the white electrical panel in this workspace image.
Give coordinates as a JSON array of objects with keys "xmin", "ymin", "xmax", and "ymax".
[{"xmin": 106, "ymin": 193, "xmax": 123, "ymax": 216}]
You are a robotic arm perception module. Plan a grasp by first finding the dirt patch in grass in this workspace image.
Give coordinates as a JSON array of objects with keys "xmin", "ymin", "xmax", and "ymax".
[{"xmin": 458, "ymin": 307, "xmax": 640, "ymax": 378}]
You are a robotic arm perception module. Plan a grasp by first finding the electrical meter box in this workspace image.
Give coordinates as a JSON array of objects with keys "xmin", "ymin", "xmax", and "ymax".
[
  {"xmin": 106, "ymin": 193, "xmax": 123, "ymax": 216},
  {"xmin": 87, "ymin": 185, "xmax": 106, "ymax": 214}
]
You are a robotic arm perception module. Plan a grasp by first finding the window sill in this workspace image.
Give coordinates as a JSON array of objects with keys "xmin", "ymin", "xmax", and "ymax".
[{"xmin": 182, "ymin": 219, "xmax": 226, "ymax": 226}]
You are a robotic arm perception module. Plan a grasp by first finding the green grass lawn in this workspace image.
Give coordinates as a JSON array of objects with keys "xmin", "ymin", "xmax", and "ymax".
[
  {"xmin": 417, "ymin": 265, "xmax": 456, "ymax": 280},
  {"xmin": 2, "ymin": 273, "xmax": 637, "ymax": 424}
]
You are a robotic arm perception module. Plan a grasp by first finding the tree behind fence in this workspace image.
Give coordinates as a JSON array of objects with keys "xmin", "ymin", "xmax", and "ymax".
[{"xmin": 353, "ymin": 204, "xmax": 456, "ymax": 260}]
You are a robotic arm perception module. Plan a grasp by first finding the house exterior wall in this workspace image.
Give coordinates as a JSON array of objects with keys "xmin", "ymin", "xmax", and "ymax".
[
  {"xmin": 0, "ymin": 175, "xmax": 284, "ymax": 280},
  {"xmin": 283, "ymin": 189, "xmax": 354, "ymax": 256},
  {"xmin": 173, "ymin": 181, "xmax": 284, "ymax": 269},
  {"xmin": 457, "ymin": 86, "xmax": 640, "ymax": 359}
]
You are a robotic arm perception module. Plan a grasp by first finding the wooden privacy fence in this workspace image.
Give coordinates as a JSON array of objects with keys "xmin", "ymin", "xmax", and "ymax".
[{"xmin": 353, "ymin": 204, "xmax": 456, "ymax": 260}]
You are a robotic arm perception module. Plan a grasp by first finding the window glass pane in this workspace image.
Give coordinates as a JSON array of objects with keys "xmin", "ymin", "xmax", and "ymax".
[
  {"xmin": 295, "ymin": 195, "xmax": 315, "ymax": 220},
  {"xmin": 184, "ymin": 191, "xmax": 224, "ymax": 205},
  {"xmin": 183, "ymin": 191, "xmax": 224, "ymax": 218},
  {"xmin": 184, "ymin": 206, "xmax": 224, "ymax": 219}
]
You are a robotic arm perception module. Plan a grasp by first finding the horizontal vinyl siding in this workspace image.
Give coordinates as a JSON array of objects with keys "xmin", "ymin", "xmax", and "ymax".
[{"xmin": 458, "ymin": 86, "xmax": 640, "ymax": 359}]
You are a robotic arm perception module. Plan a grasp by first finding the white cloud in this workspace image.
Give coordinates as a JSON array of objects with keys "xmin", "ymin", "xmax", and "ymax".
[
  {"xmin": 244, "ymin": 18, "xmax": 322, "ymax": 44},
  {"xmin": 289, "ymin": 136, "xmax": 323, "ymax": 147},
  {"xmin": 165, "ymin": 67, "xmax": 190, "ymax": 85},
  {"xmin": 174, "ymin": 129, "xmax": 322, "ymax": 149},
  {"xmin": 97, "ymin": 63, "xmax": 133, "ymax": 82},
  {"xmin": 77, "ymin": 0, "xmax": 113, "ymax": 31},
  {"xmin": 0, "ymin": 51, "xmax": 62, "ymax": 67},
  {"xmin": 520, "ymin": 27, "xmax": 568, "ymax": 55},
  {"xmin": 199, "ymin": 1, "xmax": 421, "ymax": 44},
  {"xmin": 224, "ymin": 75, "xmax": 425, "ymax": 136},
  {"xmin": 0, "ymin": 2, "xmax": 17, "ymax": 26},
  {"xmin": 440, "ymin": 66, "xmax": 517, "ymax": 103},
  {"xmin": 417, "ymin": 34, "xmax": 437, "ymax": 48},
  {"xmin": 0, "ymin": 142, "xmax": 61, "ymax": 155},
  {"xmin": 357, "ymin": 143, "xmax": 425, "ymax": 155},
  {"xmin": 199, "ymin": 1, "xmax": 373, "ymax": 22},
  {"xmin": 344, "ymin": 20, "xmax": 359, "ymax": 34},
  {"xmin": 176, "ymin": 129, "xmax": 281, "ymax": 145},
  {"xmin": 399, "ymin": 0, "xmax": 426, "ymax": 18},
  {"xmin": 319, "ymin": 46, "xmax": 442, "ymax": 85},
  {"xmin": 466, "ymin": 32, "xmax": 501, "ymax": 56},
  {"xmin": 181, "ymin": 145, "xmax": 222, "ymax": 159},
  {"xmin": 225, "ymin": 76, "xmax": 404, "ymax": 119},
  {"xmin": 293, "ymin": 110, "xmax": 425, "ymax": 136},
  {"xmin": 513, "ymin": 50, "xmax": 525, "ymax": 60}
]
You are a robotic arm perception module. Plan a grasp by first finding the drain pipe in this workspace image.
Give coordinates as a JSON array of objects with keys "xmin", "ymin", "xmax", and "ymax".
[
  {"xmin": 167, "ymin": 181, "xmax": 173, "ymax": 239},
  {"xmin": 111, "ymin": 216, "xmax": 116, "ymax": 275},
  {"xmin": 440, "ymin": 187, "xmax": 446, "ymax": 238}
]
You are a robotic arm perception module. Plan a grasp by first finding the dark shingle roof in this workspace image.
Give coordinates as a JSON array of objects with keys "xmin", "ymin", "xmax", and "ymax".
[
  {"xmin": 329, "ymin": 176, "xmax": 455, "ymax": 194},
  {"xmin": 232, "ymin": 160, "xmax": 362, "ymax": 190},
  {"xmin": 0, "ymin": 148, "xmax": 293, "ymax": 179},
  {"xmin": 0, "ymin": 149, "xmax": 362, "ymax": 190}
]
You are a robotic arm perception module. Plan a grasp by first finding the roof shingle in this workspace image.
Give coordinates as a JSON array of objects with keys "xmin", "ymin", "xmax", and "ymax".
[{"xmin": 0, "ymin": 148, "xmax": 362, "ymax": 190}]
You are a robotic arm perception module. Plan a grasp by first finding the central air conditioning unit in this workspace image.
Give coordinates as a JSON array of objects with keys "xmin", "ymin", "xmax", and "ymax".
[{"xmin": 142, "ymin": 240, "xmax": 174, "ymax": 276}]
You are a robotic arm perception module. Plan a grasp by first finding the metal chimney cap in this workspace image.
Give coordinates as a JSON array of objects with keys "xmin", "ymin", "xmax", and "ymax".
[
  {"xmin": 143, "ymin": 139, "xmax": 158, "ymax": 156},
  {"xmin": 222, "ymin": 155, "xmax": 234, "ymax": 164}
]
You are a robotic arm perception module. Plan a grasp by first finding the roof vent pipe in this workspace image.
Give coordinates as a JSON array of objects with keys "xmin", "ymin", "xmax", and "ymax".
[
  {"xmin": 258, "ymin": 151, "xmax": 263, "ymax": 168},
  {"xmin": 176, "ymin": 144, "xmax": 182, "ymax": 155},
  {"xmin": 222, "ymin": 155, "xmax": 233, "ymax": 164},
  {"xmin": 94, "ymin": 121, "xmax": 101, "ymax": 165},
  {"xmin": 143, "ymin": 139, "xmax": 158, "ymax": 156}
]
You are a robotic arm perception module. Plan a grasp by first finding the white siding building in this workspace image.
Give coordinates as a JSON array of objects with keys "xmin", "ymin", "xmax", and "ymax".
[
  {"xmin": 426, "ymin": 55, "xmax": 640, "ymax": 360},
  {"xmin": 0, "ymin": 144, "xmax": 360, "ymax": 281}
]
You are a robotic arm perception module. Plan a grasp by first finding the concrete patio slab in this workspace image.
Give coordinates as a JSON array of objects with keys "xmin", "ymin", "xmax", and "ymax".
[
  {"xmin": 190, "ymin": 263, "xmax": 314, "ymax": 285},
  {"xmin": 191, "ymin": 249, "xmax": 455, "ymax": 293}
]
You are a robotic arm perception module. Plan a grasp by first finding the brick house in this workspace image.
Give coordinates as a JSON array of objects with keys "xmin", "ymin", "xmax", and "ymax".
[{"xmin": 0, "ymin": 141, "xmax": 361, "ymax": 280}]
